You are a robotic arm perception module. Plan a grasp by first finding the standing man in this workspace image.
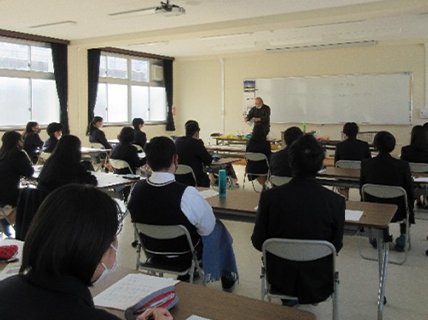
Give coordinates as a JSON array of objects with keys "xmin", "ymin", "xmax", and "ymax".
[{"xmin": 244, "ymin": 97, "xmax": 271, "ymax": 135}]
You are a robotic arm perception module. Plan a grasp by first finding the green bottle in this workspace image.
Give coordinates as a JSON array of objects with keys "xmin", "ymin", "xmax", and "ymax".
[{"xmin": 303, "ymin": 123, "xmax": 306, "ymax": 133}]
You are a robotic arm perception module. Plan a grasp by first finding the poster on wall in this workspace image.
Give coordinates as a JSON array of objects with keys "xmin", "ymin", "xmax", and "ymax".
[{"xmin": 243, "ymin": 79, "xmax": 256, "ymax": 117}]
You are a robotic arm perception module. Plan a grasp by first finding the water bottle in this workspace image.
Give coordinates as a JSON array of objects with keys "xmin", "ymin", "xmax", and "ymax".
[{"xmin": 219, "ymin": 169, "xmax": 227, "ymax": 198}]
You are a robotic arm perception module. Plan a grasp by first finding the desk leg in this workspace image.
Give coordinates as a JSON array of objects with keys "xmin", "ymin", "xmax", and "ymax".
[{"xmin": 377, "ymin": 239, "xmax": 389, "ymax": 320}]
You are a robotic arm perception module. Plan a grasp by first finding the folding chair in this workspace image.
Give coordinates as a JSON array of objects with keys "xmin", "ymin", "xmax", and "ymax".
[
  {"xmin": 175, "ymin": 164, "xmax": 197, "ymax": 187},
  {"xmin": 269, "ymin": 175, "xmax": 291, "ymax": 187},
  {"xmin": 0, "ymin": 204, "xmax": 15, "ymax": 237},
  {"xmin": 361, "ymin": 183, "xmax": 410, "ymax": 265},
  {"xmin": 409, "ymin": 162, "xmax": 428, "ymax": 216},
  {"xmin": 36, "ymin": 152, "xmax": 51, "ymax": 165},
  {"xmin": 243, "ymin": 152, "xmax": 270, "ymax": 192},
  {"xmin": 134, "ymin": 223, "xmax": 203, "ymax": 284},
  {"xmin": 109, "ymin": 158, "xmax": 135, "ymax": 175},
  {"xmin": 132, "ymin": 144, "xmax": 144, "ymax": 152},
  {"xmin": 261, "ymin": 238, "xmax": 339, "ymax": 320},
  {"xmin": 88, "ymin": 143, "xmax": 109, "ymax": 172}
]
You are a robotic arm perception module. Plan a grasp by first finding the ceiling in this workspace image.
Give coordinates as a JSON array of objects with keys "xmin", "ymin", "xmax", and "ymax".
[{"xmin": 1, "ymin": 0, "xmax": 428, "ymax": 57}]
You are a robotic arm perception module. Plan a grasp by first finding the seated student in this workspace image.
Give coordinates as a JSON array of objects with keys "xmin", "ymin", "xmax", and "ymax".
[
  {"xmin": 0, "ymin": 131, "xmax": 34, "ymax": 234},
  {"xmin": 245, "ymin": 124, "xmax": 271, "ymax": 189},
  {"xmin": 270, "ymin": 126, "xmax": 303, "ymax": 177},
  {"xmin": 110, "ymin": 127, "xmax": 146, "ymax": 174},
  {"xmin": 175, "ymin": 120, "xmax": 212, "ymax": 187},
  {"xmin": 251, "ymin": 134, "xmax": 345, "ymax": 306},
  {"xmin": 23, "ymin": 121, "xmax": 44, "ymax": 164},
  {"xmin": 38, "ymin": 135, "xmax": 97, "ymax": 194},
  {"xmin": 0, "ymin": 184, "xmax": 172, "ymax": 320},
  {"xmin": 132, "ymin": 118, "xmax": 147, "ymax": 150},
  {"xmin": 42, "ymin": 122, "xmax": 63, "ymax": 153},
  {"xmin": 401, "ymin": 125, "xmax": 428, "ymax": 163},
  {"xmin": 87, "ymin": 116, "xmax": 112, "ymax": 149},
  {"xmin": 128, "ymin": 136, "xmax": 236, "ymax": 290},
  {"xmin": 360, "ymin": 131, "xmax": 414, "ymax": 252},
  {"xmin": 334, "ymin": 122, "xmax": 371, "ymax": 199}
]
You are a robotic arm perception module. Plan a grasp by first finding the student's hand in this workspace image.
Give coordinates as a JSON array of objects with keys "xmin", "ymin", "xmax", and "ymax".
[
  {"xmin": 254, "ymin": 117, "xmax": 261, "ymax": 122},
  {"xmin": 137, "ymin": 308, "xmax": 173, "ymax": 320},
  {"xmin": 244, "ymin": 117, "xmax": 248, "ymax": 122}
]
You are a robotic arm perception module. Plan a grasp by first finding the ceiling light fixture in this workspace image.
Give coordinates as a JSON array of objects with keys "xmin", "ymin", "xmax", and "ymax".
[
  {"xmin": 266, "ymin": 40, "xmax": 377, "ymax": 53},
  {"xmin": 29, "ymin": 21, "xmax": 77, "ymax": 29},
  {"xmin": 109, "ymin": 0, "xmax": 185, "ymax": 18}
]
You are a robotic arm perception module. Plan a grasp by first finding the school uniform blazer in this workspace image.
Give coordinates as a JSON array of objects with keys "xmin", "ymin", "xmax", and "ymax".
[
  {"xmin": 334, "ymin": 138, "xmax": 371, "ymax": 163},
  {"xmin": 175, "ymin": 135, "xmax": 212, "ymax": 187},
  {"xmin": 245, "ymin": 139, "xmax": 271, "ymax": 176},
  {"xmin": 360, "ymin": 153, "xmax": 414, "ymax": 223},
  {"xmin": 400, "ymin": 145, "xmax": 428, "ymax": 164},
  {"xmin": 270, "ymin": 146, "xmax": 292, "ymax": 177},
  {"xmin": 42, "ymin": 137, "xmax": 58, "ymax": 153},
  {"xmin": 110, "ymin": 143, "xmax": 146, "ymax": 174},
  {"xmin": 0, "ymin": 271, "xmax": 120, "ymax": 320},
  {"xmin": 251, "ymin": 177, "xmax": 345, "ymax": 304},
  {"xmin": 23, "ymin": 132, "xmax": 43, "ymax": 163},
  {"xmin": 133, "ymin": 129, "xmax": 147, "ymax": 150},
  {"xmin": 89, "ymin": 128, "xmax": 112, "ymax": 149}
]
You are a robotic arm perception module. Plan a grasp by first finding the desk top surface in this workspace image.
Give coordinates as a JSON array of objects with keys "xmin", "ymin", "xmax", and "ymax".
[
  {"xmin": 318, "ymin": 167, "xmax": 360, "ymax": 179},
  {"xmin": 210, "ymin": 157, "xmax": 241, "ymax": 166},
  {"xmin": 90, "ymin": 267, "xmax": 316, "ymax": 320}
]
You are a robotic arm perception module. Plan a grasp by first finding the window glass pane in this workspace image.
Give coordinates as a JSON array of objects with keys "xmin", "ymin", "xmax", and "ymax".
[
  {"xmin": 31, "ymin": 46, "xmax": 53, "ymax": 72},
  {"xmin": 131, "ymin": 86, "xmax": 149, "ymax": 120},
  {"xmin": 0, "ymin": 77, "xmax": 30, "ymax": 125},
  {"xmin": 0, "ymin": 42, "xmax": 29, "ymax": 71},
  {"xmin": 107, "ymin": 84, "xmax": 127, "ymax": 123},
  {"xmin": 106, "ymin": 56, "xmax": 127, "ymax": 79},
  {"xmin": 32, "ymin": 79, "xmax": 60, "ymax": 124},
  {"xmin": 94, "ymin": 83, "xmax": 107, "ymax": 120},
  {"xmin": 149, "ymin": 87, "xmax": 166, "ymax": 121},
  {"xmin": 131, "ymin": 59, "xmax": 149, "ymax": 82},
  {"xmin": 99, "ymin": 55, "xmax": 107, "ymax": 78}
]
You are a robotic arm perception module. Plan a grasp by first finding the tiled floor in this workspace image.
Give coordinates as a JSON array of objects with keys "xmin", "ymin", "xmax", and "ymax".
[{"xmin": 117, "ymin": 164, "xmax": 428, "ymax": 320}]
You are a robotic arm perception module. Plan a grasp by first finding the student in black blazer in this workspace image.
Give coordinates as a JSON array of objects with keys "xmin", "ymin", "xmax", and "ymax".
[
  {"xmin": 245, "ymin": 124, "xmax": 271, "ymax": 188},
  {"xmin": 400, "ymin": 125, "xmax": 428, "ymax": 163},
  {"xmin": 110, "ymin": 127, "xmax": 146, "ymax": 174},
  {"xmin": 132, "ymin": 118, "xmax": 147, "ymax": 151},
  {"xmin": 86, "ymin": 116, "xmax": 112, "ymax": 149},
  {"xmin": 270, "ymin": 126, "xmax": 303, "ymax": 177},
  {"xmin": 252, "ymin": 134, "xmax": 345, "ymax": 305},
  {"xmin": 175, "ymin": 120, "xmax": 212, "ymax": 187},
  {"xmin": 23, "ymin": 121, "xmax": 44, "ymax": 164},
  {"xmin": 42, "ymin": 122, "xmax": 63, "ymax": 153},
  {"xmin": 360, "ymin": 131, "xmax": 414, "ymax": 251}
]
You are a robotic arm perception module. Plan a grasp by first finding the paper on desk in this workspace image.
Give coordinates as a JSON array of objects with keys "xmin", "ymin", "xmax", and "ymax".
[
  {"xmin": 186, "ymin": 316, "xmax": 212, "ymax": 320},
  {"xmin": 413, "ymin": 177, "xmax": 428, "ymax": 183},
  {"xmin": 0, "ymin": 262, "xmax": 21, "ymax": 280},
  {"xmin": 199, "ymin": 189, "xmax": 219, "ymax": 199},
  {"xmin": 345, "ymin": 210, "xmax": 364, "ymax": 221},
  {"xmin": 94, "ymin": 273, "xmax": 179, "ymax": 310}
]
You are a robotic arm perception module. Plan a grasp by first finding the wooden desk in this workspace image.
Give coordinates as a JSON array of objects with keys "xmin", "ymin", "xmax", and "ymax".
[
  {"xmin": 90, "ymin": 267, "xmax": 316, "ymax": 320},
  {"xmin": 81, "ymin": 147, "xmax": 111, "ymax": 154},
  {"xmin": 205, "ymin": 190, "xmax": 396, "ymax": 320},
  {"xmin": 317, "ymin": 167, "xmax": 360, "ymax": 188},
  {"xmin": 215, "ymin": 137, "xmax": 281, "ymax": 146},
  {"xmin": 206, "ymin": 145, "xmax": 246, "ymax": 158},
  {"xmin": 210, "ymin": 157, "xmax": 241, "ymax": 166}
]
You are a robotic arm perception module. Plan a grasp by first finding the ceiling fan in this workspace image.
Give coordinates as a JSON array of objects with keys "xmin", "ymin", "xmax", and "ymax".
[{"xmin": 109, "ymin": 0, "xmax": 186, "ymax": 18}]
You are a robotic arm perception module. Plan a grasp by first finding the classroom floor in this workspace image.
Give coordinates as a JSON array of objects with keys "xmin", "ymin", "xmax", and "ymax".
[{"xmin": 116, "ymin": 164, "xmax": 428, "ymax": 320}]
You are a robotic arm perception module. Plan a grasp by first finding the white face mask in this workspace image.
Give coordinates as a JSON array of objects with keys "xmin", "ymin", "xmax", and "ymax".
[{"xmin": 93, "ymin": 244, "xmax": 117, "ymax": 285}]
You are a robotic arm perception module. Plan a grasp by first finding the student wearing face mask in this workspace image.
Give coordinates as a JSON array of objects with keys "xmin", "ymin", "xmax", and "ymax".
[
  {"xmin": 244, "ymin": 97, "xmax": 271, "ymax": 135},
  {"xmin": 0, "ymin": 184, "xmax": 173, "ymax": 320},
  {"xmin": 42, "ymin": 122, "xmax": 63, "ymax": 153},
  {"xmin": 22, "ymin": 121, "xmax": 44, "ymax": 164}
]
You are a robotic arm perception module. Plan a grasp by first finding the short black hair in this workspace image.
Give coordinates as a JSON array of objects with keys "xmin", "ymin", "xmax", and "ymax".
[
  {"xmin": 119, "ymin": 126, "xmax": 135, "ymax": 144},
  {"xmin": 0, "ymin": 131, "xmax": 22, "ymax": 161},
  {"xmin": 185, "ymin": 120, "xmax": 200, "ymax": 136},
  {"xmin": 374, "ymin": 131, "xmax": 396, "ymax": 153},
  {"xmin": 20, "ymin": 184, "xmax": 121, "ymax": 286},
  {"xmin": 132, "ymin": 118, "xmax": 144, "ymax": 129},
  {"xmin": 46, "ymin": 122, "xmax": 63, "ymax": 138},
  {"xmin": 343, "ymin": 122, "xmax": 359, "ymax": 139},
  {"xmin": 250, "ymin": 124, "xmax": 267, "ymax": 142},
  {"xmin": 410, "ymin": 125, "xmax": 428, "ymax": 151},
  {"xmin": 289, "ymin": 134, "xmax": 325, "ymax": 178},
  {"xmin": 145, "ymin": 136, "xmax": 176, "ymax": 171},
  {"xmin": 284, "ymin": 126, "xmax": 303, "ymax": 146}
]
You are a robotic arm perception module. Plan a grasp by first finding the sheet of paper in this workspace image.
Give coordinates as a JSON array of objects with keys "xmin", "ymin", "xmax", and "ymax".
[
  {"xmin": 345, "ymin": 209, "xmax": 364, "ymax": 221},
  {"xmin": 186, "ymin": 316, "xmax": 212, "ymax": 320},
  {"xmin": 0, "ymin": 262, "xmax": 21, "ymax": 280},
  {"xmin": 199, "ymin": 189, "xmax": 219, "ymax": 199},
  {"xmin": 94, "ymin": 273, "xmax": 179, "ymax": 310},
  {"xmin": 413, "ymin": 177, "xmax": 428, "ymax": 183}
]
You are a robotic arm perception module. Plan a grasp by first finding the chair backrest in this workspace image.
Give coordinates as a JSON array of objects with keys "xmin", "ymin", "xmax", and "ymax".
[
  {"xmin": 175, "ymin": 164, "xmax": 197, "ymax": 187},
  {"xmin": 109, "ymin": 158, "xmax": 134, "ymax": 175},
  {"xmin": 335, "ymin": 160, "xmax": 361, "ymax": 169},
  {"xmin": 245, "ymin": 152, "xmax": 268, "ymax": 163},
  {"xmin": 361, "ymin": 183, "xmax": 407, "ymax": 205},
  {"xmin": 36, "ymin": 152, "xmax": 51, "ymax": 165},
  {"xmin": 21, "ymin": 150, "xmax": 33, "ymax": 164},
  {"xmin": 270, "ymin": 175, "xmax": 292, "ymax": 187},
  {"xmin": 132, "ymin": 144, "xmax": 143, "ymax": 152},
  {"xmin": 409, "ymin": 162, "xmax": 428, "ymax": 173}
]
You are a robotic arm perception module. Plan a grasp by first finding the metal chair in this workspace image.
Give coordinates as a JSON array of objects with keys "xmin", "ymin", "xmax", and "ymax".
[
  {"xmin": 0, "ymin": 205, "xmax": 15, "ymax": 237},
  {"xmin": 361, "ymin": 183, "xmax": 410, "ymax": 265},
  {"xmin": 133, "ymin": 223, "xmax": 203, "ymax": 284},
  {"xmin": 109, "ymin": 158, "xmax": 134, "ymax": 175},
  {"xmin": 409, "ymin": 162, "xmax": 428, "ymax": 215},
  {"xmin": 269, "ymin": 175, "xmax": 292, "ymax": 187},
  {"xmin": 243, "ymin": 152, "xmax": 270, "ymax": 192},
  {"xmin": 261, "ymin": 238, "xmax": 339, "ymax": 320},
  {"xmin": 335, "ymin": 160, "xmax": 361, "ymax": 169},
  {"xmin": 36, "ymin": 152, "xmax": 51, "ymax": 165},
  {"xmin": 175, "ymin": 164, "xmax": 197, "ymax": 187}
]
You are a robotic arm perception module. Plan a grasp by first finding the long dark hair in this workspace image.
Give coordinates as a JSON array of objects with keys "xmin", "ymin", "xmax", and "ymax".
[
  {"xmin": 410, "ymin": 125, "xmax": 428, "ymax": 151},
  {"xmin": 23, "ymin": 121, "xmax": 39, "ymax": 139},
  {"xmin": 250, "ymin": 124, "xmax": 267, "ymax": 142},
  {"xmin": 0, "ymin": 131, "xmax": 22, "ymax": 161},
  {"xmin": 86, "ymin": 116, "xmax": 103, "ymax": 136}
]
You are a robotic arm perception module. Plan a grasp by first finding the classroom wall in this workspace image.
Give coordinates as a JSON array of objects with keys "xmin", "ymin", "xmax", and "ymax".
[{"xmin": 174, "ymin": 44, "xmax": 426, "ymax": 154}]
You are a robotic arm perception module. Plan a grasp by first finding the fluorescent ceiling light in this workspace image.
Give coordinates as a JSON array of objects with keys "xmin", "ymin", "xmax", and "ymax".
[
  {"xmin": 266, "ymin": 40, "xmax": 377, "ymax": 53},
  {"xmin": 130, "ymin": 41, "xmax": 170, "ymax": 46},
  {"xmin": 200, "ymin": 33, "xmax": 253, "ymax": 41},
  {"xmin": 109, "ymin": 8, "xmax": 156, "ymax": 19},
  {"xmin": 29, "ymin": 21, "xmax": 76, "ymax": 29},
  {"xmin": 212, "ymin": 42, "xmax": 255, "ymax": 51},
  {"xmin": 270, "ymin": 36, "xmax": 323, "ymax": 46}
]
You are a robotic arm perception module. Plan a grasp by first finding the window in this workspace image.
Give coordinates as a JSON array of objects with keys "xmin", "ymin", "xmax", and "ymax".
[
  {"xmin": 0, "ymin": 38, "xmax": 59, "ymax": 127},
  {"xmin": 95, "ymin": 52, "xmax": 166, "ymax": 124}
]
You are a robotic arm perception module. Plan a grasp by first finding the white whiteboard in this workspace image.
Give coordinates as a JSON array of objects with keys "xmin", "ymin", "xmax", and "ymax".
[{"xmin": 255, "ymin": 73, "xmax": 413, "ymax": 125}]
